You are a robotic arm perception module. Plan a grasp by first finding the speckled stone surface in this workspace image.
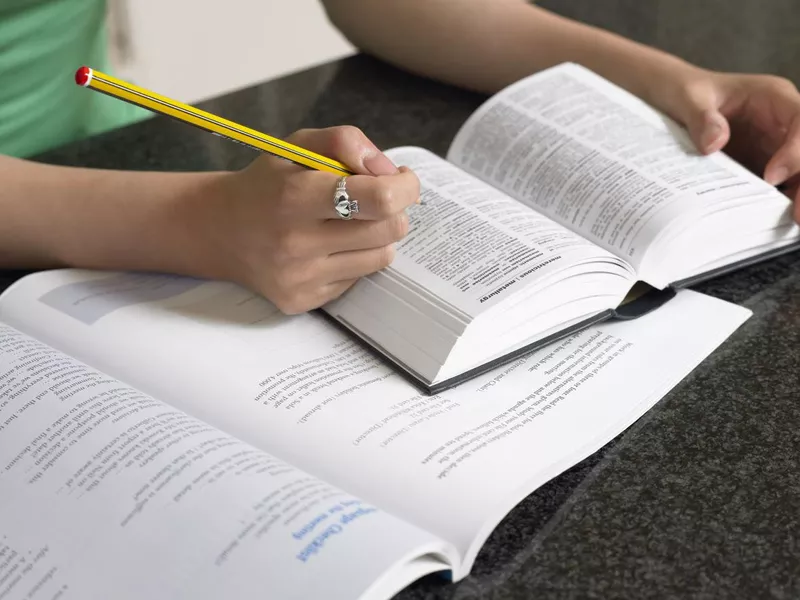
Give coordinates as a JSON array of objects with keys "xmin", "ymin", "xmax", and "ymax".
[{"xmin": 3, "ymin": 1, "xmax": 800, "ymax": 597}]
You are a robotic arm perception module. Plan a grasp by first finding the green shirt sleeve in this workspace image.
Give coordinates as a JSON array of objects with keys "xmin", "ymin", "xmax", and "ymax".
[{"xmin": 0, "ymin": 0, "xmax": 150, "ymax": 158}]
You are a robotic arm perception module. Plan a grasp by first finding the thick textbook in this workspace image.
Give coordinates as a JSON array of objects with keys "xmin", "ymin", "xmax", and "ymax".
[
  {"xmin": 323, "ymin": 63, "xmax": 799, "ymax": 392},
  {"xmin": 0, "ymin": 269, "xmax": 749, "ymax": 600}
]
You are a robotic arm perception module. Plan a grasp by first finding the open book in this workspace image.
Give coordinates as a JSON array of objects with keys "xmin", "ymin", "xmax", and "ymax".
[
  {"xmin": 323, "ymin": 63, "xmax": 800, "ymax": 392},
  {"xmin": 0, "ymin": 269, "xmax": 749, "ymax": 599}
]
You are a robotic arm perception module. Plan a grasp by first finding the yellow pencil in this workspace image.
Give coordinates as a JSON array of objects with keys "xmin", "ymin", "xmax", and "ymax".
[{"xmin": 74, "ymin": 66, "xmax": 354, "ymax": 177}]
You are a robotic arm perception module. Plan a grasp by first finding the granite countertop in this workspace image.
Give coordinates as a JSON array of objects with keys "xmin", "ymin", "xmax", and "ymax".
[{"xmin": 3, "ymin": 1, "xmax": 800, "ymax": 597}]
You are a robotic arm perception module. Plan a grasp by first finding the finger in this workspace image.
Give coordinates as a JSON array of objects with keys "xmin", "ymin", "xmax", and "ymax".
[
  {"xmin": 315, "ymin": 213, "xmax": 409, "ymax": 253},
  {"xmin": 787, "ymin": 179, "xmax": 800, "ymax": 203},
  {"xmin": 290, "ymin": 168, "xmax": 420, "ymax": 221},
  {"xmin": 694, "ymin": 110, "xmax": 731, "ymax": 154},
  {"xmin": 781, "ymin": 175, "xmax": 800, "ymax": 222},
  {"xmin": 322, "ymin": 245, "xmax": 396, "ymax": 281},
  {"xmin": 673, "ymin": 81, "xmax": 731, "ymax": 154},
  {"xmin": 287, "ymin": 126, "xmax": 398, "ymax": 176},
  {"xmin": 338, "ymin": 171, "xmax": 420, "ymax": 220},
  {"xmin": 764, "ymin": 114, "xmax": 800, "ymax": 186},
  {"xmin": 273, "ymin": 278, "xmax": 359, "ymax": 314},
  {"xmin": 317, "ymin": 278, "xmax": 359, "ymax": 306}
]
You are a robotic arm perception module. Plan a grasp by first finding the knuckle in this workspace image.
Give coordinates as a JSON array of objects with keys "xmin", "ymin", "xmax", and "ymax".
[
  {"xmin": 271, "ymin": 274, "xmax": 311, "ymax": 315},
  {"xmin": 335, "ymin": 125, "xmax": 364, "ymax": 142},
  {"xmin": 286, "ymin": 128, "xmax": 316, "ymax": 146},
  {"xmin": 273, "ymin": 258, "xmax": 322, "ymax": 293},
  {"xmin": 273, "ymin": 293, "xmax": 308, "ymax": 315},
  {"xmin": 376, "ymin": 245, "xmax": 396, "ymax": 271},
  {"xmin": 679, "ymin": 78, "xmax": 713, "ymax": 104},
  {"xmin": 271, "ymin": 266, "xmax": 297, "ymax": 294},
  {"xmin": 373, "ymin": 181, "xmax": 396, "ymax": 217},
  {"xmin": 387, "ymin": 213, "xmax": 409, "ymax": 242},
  {"xmin": 331, "ymin": 125, "xmax": 365, "ymax": 154},
  {"xmin": 309, "ymin": 288, "xmax": 339, "ymax": 310},
  {"xmin": 278, "ymin": 174, "xmax": 305, "ymax": 208},
  {"xmin": 765, "ymin": 75, "xmax": 796, "ymax": 94},
  {"xmin": 273, "ymin": 231, "xmax": 306, "ymax": 260},
  {"xmin": 372, "ymin": 173, "xmax": 419, "ymax": 218}
]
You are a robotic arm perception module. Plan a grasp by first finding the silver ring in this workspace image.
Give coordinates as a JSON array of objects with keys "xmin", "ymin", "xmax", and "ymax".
[{"xmin": 333, "ymin": 176, "xmax": 359, "ymax": 220}]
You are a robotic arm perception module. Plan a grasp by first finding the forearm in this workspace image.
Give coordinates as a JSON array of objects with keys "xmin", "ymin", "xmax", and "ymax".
[
  {"xmin": 323, "ymin": 0, "xmax": 703, "ymax": 112},
  {"xmin": 0, "ymin": 155, "xmax": 229, "ymax": 278}
]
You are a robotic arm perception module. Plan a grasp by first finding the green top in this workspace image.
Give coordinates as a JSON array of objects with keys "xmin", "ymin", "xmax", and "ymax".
[{"xmin": 0, "ymin": 0, "xmax": 148, "ymax": 158}]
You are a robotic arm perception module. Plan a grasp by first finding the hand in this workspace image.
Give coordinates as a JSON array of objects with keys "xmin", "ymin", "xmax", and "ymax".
[
  {"xmin": 663, "ymin": 68, "xmax": 800, "ymax": 217},
  {"xmin": 193, "ymin": 126, "xmax": 419, "ymax": 313}
]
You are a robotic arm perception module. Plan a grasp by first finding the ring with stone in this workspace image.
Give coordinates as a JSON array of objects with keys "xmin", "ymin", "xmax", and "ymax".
[{"xmin": 333, "ymin": 176, "xmax": 359, "ymax": 220}]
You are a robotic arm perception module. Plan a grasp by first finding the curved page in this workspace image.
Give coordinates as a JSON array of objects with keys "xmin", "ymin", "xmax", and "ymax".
[
  {"xmin": 0, "ymin": 272, "xmax": 749, "ymax": 579},
  {"xmin": 0, "ymin": 321, "xmax": 453, "ymax": 600},
  {"xmin": 446, "ymin": 63, "xmax": 795, "ymax": 286}
]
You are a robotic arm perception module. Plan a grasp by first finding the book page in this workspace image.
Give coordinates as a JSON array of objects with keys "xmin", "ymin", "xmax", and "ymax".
[
  {"xmin": 0, "ymin": 321, "xmax": 452, "ymax": 600},
  {"xmin": 446, "ymin": 63, "xmax": 783, "ymax": 283},
  {"xmin": 0, "ymin": 271, "xmax": 750, "ymax": 578},
  {"xmin": 379, "ymin": 146, "xmax": 634, "ymax": 316}
]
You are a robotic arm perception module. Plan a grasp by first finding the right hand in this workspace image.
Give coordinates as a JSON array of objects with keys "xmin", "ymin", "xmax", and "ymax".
[{"xmin": 197, "ymin": 126, "xmax": 419, "ymax": 314}]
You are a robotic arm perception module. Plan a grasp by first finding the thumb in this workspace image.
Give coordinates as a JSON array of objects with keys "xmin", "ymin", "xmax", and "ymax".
[
  {"xmin": 689, "ymin": 109, "xmax": 730, "ymax": 155},
  {"xmin": 673, "ymin": 85, "xmax": 731, "ymax": 154},
  {"xmin": 286, "ymin": 126, "xmax": 398, "ymax": 176}
]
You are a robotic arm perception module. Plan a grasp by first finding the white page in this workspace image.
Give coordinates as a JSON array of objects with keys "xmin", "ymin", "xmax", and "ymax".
[
  {"xmin": 378, "ymin": 146, "xmax": 634, "ymax": 316},
  {"xmin": 0, "ymin": 271, "xmax": 749, "ymax": 577},
  {"xmin": 446, "ymin": 63, "xmax": 786, "ymax": 282},
  {"xmin": 0, "ymin": 322, "xmax": 452, "ymax": 600},
  {"xmin": 325, "ymin": 146, "xmax": 636, "ymax": 383}
]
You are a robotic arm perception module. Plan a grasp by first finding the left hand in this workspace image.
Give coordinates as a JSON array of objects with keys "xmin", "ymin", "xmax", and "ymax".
[{"xmin": 663, "ymin": 68, "xmax": 800, "ymax": 217}]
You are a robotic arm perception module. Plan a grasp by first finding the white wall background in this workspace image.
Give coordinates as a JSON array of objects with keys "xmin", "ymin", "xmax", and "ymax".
[{"xmin": 108, "ymin": 0, "xmax": 355, "ymax": 103}]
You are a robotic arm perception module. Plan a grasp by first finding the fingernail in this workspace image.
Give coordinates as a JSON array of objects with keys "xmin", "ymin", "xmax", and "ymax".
[
  {"xmin": 363, "ymin": 152, "xmax": 398, "ymax": 176},
  {"xmin": 766, "ymin": 166, "xmax": 789, "ymax": 186}
]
